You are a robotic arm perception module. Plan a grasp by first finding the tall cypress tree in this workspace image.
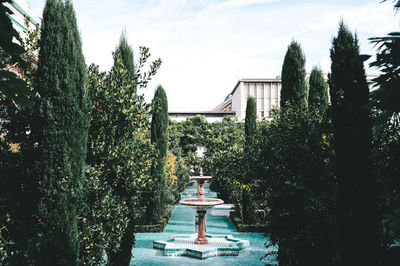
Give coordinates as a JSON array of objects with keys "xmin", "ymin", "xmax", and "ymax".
[
  {"xmin": 308, "ymin": 66, "xmax": 329, "ymax": 111},
  {"xmin": 115, "ymin": 30, "xmax": 135, "ymax": 80},
  {"xmin": 243, "ymin": 97, "xmax": 257, "ymax": 224},
  {"xmin": 245, "ymin": 97, "xmax": 257, "ymax": 152},
  {"xmin": 33, "ymin": 0, "xmax": 90, "ymax": 264},
  {"xmin": 147, "ymin": 85, "xmax": 169, "ymax": 224},
  {"xmin": 280, "ymin": 40, "xmax": 308, "ymax": 108},
  {"xmin": 329, "ymin": 21, "xmax": 378, "ymax": 265}
]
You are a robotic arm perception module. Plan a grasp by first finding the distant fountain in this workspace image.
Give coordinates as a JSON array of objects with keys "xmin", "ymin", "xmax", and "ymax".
[
  {"xmin": 153, "ymin": 149, "xmax": 249, "ymax": 259},
  {"xmin": 179, "ymin": 174, "xmax": 224, "ymax": 244}
]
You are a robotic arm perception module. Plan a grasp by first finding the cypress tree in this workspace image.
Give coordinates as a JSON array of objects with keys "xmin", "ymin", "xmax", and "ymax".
[
  {"xmin": 308, "ymin": 66, "xmax": 329, "ymax": 111},
  {"xmin": 33, "ymin": 0, "xmax": 90, "ymax": 264},
  {"xmin": 147, "ymin": 85, "xmax": 169, "ymax": 224},
  {"xmin": 115, "ymin": 30, "xmax": 135, "ymax": 80},
  {"xmin": 329, "ymin": 21, "xmax": 378, "ymax": 265},
  {"xmin": 245, "ymin": 97, "xmax": 257, "ymax": 152},
  {"xmin": 243, "ymin": 97, "xmax": 257, "ymax": 224},
  {"xmin": 280, "ymin": 40, "xmax": 308, "ymax": 109}
]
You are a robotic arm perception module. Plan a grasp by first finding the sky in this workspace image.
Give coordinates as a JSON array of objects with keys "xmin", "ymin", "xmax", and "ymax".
[{"xmin": 28, "ymin": 0, "xmax": 399, "ymax": 111}]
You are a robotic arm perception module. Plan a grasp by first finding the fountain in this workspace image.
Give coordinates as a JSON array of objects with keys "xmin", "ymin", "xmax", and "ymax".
[
  {"xmin": 179, "ymin": 175, "xmax": 224, "ymax": 244},
  {"xmin": 153, "ymin": 171, "xmax": 250, "ymax": 259},
  {"xmin": 153, "ymin": 146, "xmax": 249, "ymax": 259}
]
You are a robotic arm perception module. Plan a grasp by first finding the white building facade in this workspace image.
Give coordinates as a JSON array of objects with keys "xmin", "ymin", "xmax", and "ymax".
[
  {"xmin": 4, "ymin": 0, "xmax": 38, "ymax": 34},
  {"xmin": 213, "ymin": 78, "xmax": 282, "ymax": 120}
]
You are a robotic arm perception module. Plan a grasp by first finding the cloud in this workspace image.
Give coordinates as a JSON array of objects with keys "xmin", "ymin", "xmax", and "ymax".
[
  {"xmin": 208, "ymin": 0, "xmax": 280, "ymax": 11},
  {"xmin": 28, "ymin": 0, "xmax": 400, "ymax": 111}
]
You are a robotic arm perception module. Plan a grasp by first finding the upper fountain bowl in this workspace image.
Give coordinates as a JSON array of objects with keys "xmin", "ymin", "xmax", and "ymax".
[{"xmin": 190, "ymin": 176, "xmax": 212, "ymax": 182}]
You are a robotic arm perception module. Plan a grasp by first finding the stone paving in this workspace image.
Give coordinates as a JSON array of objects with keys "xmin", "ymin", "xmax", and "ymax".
[{"xmin": 130, "ymin": 183, "xmax": 277, "ymax": 265}]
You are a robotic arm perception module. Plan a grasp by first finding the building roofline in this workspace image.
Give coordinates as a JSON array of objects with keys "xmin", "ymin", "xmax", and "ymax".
[
  {"xmin": 11, "ymin": 0, "xmax": 39, "ymax": 26},
  {"xmin": 211, "ymin": 96, "xmax": 232, "ymax": 112},
  {"xmin": 230, "ymin": 78, "xmax": 282, "ymax": 96}
]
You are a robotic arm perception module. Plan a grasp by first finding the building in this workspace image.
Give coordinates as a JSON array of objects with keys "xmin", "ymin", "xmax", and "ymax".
[
  {"xmin": 169, "ymin": 78, "xmax": 281, "ymax": 122},
  {"xmin": 4, "ymin": 0, "xmax": 38, "ymax": 34},
  {"xmin": 213, "ymin": 78, "xmax": 282, "ymax": 120}
]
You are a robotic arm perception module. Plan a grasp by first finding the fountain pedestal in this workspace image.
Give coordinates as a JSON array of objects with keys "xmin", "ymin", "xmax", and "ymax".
[
  {"xmin": 180, "ymin": 176, "xmax": 223, "ymax": 245},
  {"xmin": 195, "ymin": 210, "xmax": 207, "ymax": 244}
]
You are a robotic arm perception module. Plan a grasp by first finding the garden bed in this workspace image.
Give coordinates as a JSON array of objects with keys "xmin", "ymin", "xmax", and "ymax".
[{"xmin": 230, "ymin": 210, "xmax": 267, "ymax": 233}]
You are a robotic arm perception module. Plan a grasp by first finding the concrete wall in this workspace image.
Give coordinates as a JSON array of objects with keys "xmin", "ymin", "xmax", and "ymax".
[{"xmin": 232, "ymin": 80, "xmax": 281, "ymax": 120}]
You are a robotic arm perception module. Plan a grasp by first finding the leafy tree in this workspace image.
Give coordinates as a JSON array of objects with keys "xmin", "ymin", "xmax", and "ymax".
[
  {"xmin": 32, "ymin": 0, "xmax": 90, "ymax": 264},
  {"xmin": 78, "ymin": 165, "xmax": 129, "ymax": 265},
  {"xmin": 259, "ymin": 106, "xmax": 336, "ymax": 265},
  {"xmin": 86, "ymin": 51, "xmax": 155, "ymax": 265},
  {"xmin": 369, "ymin": 32, "xmax": 400, "ymax": 129},
  {"xmin": 175, "ymin": 154, "xmax": 190, "ymax": 195},
  {"xmin": 369, "ymin": 2, "xmax": 400, "ymax": 263},
  {"xmin": 329, "ymin": 21, "xmax": 379, "ymax": 265},
  {"xmin": 308, "ymin": 66, "xmax": 329, "ymax": 111},
  {"xmin": 203, "ymin": 116, "xmax": 244, "ymax": 202},
  {"xmin": 369, "ymin": 0, "xmax": 400, "ymax": 131},
  {"xmin": 373, "ymin": 125, "xmax": 400, "ymax": 265},
  {"xmin": 280, "ymin": 40, "xmax": 308, "ymax": 109},
  {"xmin": 86, "ymin": 32, "xmax": 161, "ymax": 264},
  {"xmin": 179, "ymin": 115, "xmax": 210, "ymax": 156},
  {"xmin": 146, "ymin": 85, "xmax": 169, "ymax": 224}
]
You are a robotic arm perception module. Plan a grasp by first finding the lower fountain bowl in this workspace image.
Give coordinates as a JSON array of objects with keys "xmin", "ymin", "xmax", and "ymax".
[{"xmin": 179, "ymin": 198, "xmax": 224, "ymax": 210}]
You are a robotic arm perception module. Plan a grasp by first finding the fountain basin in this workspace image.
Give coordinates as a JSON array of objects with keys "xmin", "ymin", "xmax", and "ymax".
[
  {"xmin": 179, "ymin": 198, "xmax": 224, "ymax": 210},
  {"xmin": 153, "ymin": 234, "xmax": 250, "ymax": 260}
]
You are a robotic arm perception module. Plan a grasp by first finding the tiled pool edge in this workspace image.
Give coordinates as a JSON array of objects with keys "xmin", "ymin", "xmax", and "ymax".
[{"xmin": 153, "ymin": 233, "xmax": 250, "ymax": 260}]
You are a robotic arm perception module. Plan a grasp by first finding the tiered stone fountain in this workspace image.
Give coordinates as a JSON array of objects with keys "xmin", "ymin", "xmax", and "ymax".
[
  {"xmin": 153, "ymin": 172, "xmax": 249, "ymax": 259},
  {"xmin": 179, "ymin": 175, "xmax": 224, "ymax": 244}
]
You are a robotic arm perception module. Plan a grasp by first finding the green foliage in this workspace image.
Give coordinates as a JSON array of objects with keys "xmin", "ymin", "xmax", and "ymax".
[
  {"xmin": 147, "ymin": 85, "xmax": 169, "ymax": 224},
  {"xmin": 179, "ymin": 115, "xmax": 210, "ymax": 156},
  {"xmin": 0, "ymin": 0, "xmax": 32, "ymax": 106},
  {"xmin": 175, "ymin": 154, "xmax": 190, "ymax": 193},
  {"xmin": 86, "ymin": 32, "xmax": 162, "ymax": 264},
  {"xmin": 245, "ymin": 97, "xmax": 257, "ymax": 154},
  {"xmin": 369, "ymin": 31, "xmax": 400, "ymax": 130},
  {"xmin": 115, "ymin": 30, "xmax": 135, "ymax": 80},
  {"xmin": 167, "ymin": 119, "xmax": 190, "ymax": 194},
  {"xmin": 329, "ymin": 21, "xmax": 378, "ymax": 265},
  {"xmin": 280, "ymin": 40, "xmax": 308, "ymax": 109},
  {"xmin": 0, "ymin": 13, "xmax": 40, "ymax": 266},
  {"xmin": 243, "ymin": 97, "xmax": 257, "ymax": 224},
  {"xmin": 32, "ymin": 0, "xmax": 90, "ymax": 264},
  {"xmin": 135, "ymin": 46, "xmax": 162, "ymax": 89},
  {"xmin": 86, "ymin": 54, "xmax": 153, "ymax": 265},
  {"xmin": 308, "ymin": 66, "xmax": 329, "ymax": 111},
  {"xmin": 258, "ymin": 106, "xmax": 336, "ymax": 265},
  {"xmin": 77, "ymin": 166, "xmax": 129, "ymax": 266},
  {"xmin": 202, "ymin": 116, "xmax": 245, "ymax": 203},
  {"xmin": 373, "ymin": 124, "xmax": 400, "ymax": 265}
]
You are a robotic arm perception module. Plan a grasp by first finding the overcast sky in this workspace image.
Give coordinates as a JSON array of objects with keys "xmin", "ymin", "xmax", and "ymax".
[{"xmin": 28, "ymin": 0, "xmax": 399, "ymax": 111}]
